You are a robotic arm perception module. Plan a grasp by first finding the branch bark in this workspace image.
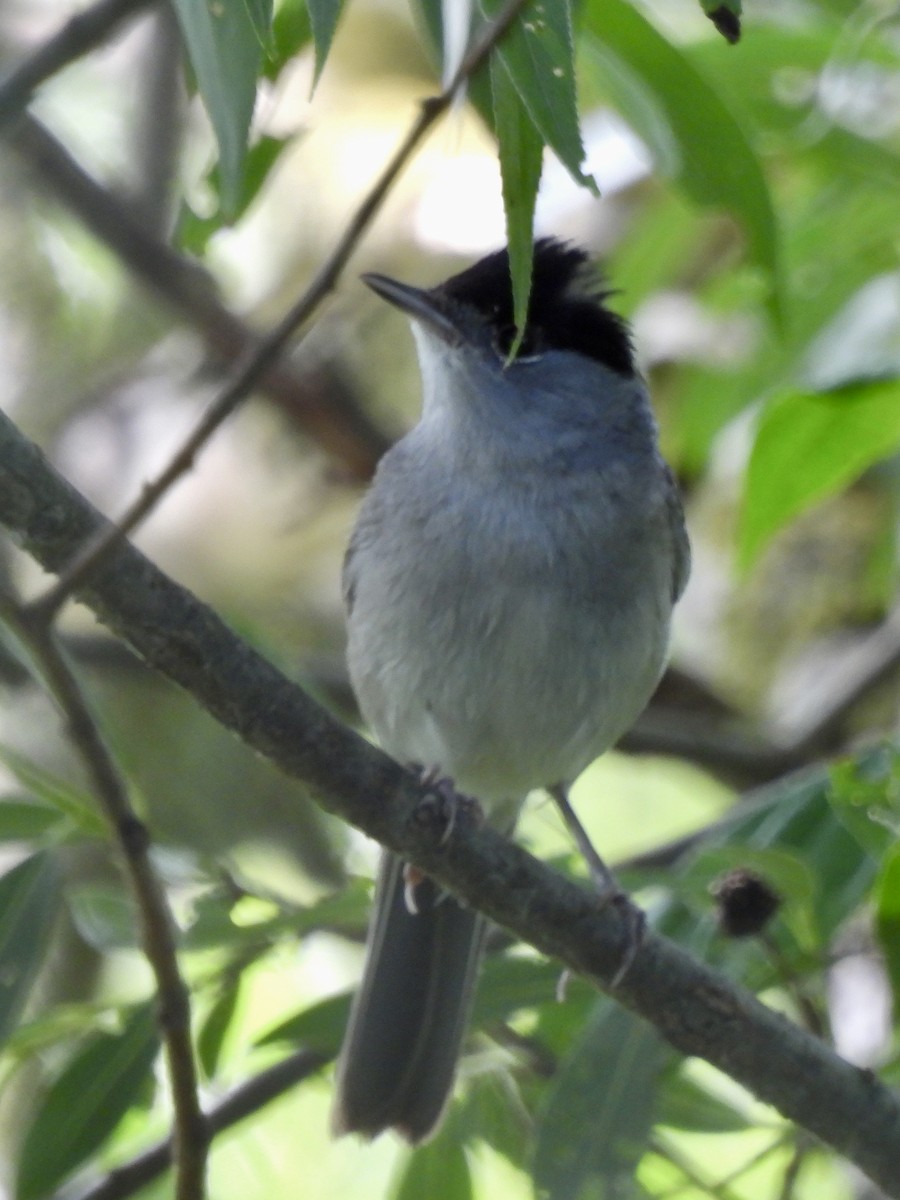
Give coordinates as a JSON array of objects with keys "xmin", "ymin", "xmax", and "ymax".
[{"xmin": 2, "ymin": 411, "xmax": 900, "ymax": 1195}]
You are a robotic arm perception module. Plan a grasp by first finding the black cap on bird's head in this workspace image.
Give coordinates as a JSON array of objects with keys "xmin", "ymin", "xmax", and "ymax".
[{"xmin": 363, "ymin": 239, "xmax": 635, "ymax": 378}]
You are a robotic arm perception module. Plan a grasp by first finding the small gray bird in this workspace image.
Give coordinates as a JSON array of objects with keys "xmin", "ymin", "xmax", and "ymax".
[{"xmin": 333, "ymin": 239, "xmax": 690, "ymax": 1144}]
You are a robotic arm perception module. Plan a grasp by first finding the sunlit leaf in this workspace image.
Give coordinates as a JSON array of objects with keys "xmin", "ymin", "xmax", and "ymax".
[
  {"xmin": 0, "ymin": 853, "xmax": 62, "ymax": 1047},
  {"xmin": 199, "ymin": 977, "xmax": 243, "ymax": 1077},
  {"xmin": 16, "ymin": 1005, "xmax": 159, "ymax": 1200},
  {"xmin": 739, "ymin": 376, "xmax": 900, "ymax": 570},
  {"xmin": 255, "ymin": 991, "xmax": 350, "ymax": 1053}
]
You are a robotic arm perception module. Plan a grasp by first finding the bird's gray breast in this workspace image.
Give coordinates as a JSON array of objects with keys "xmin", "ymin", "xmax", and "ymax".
[{"xmin": 344, "ymin": 435, "xmax": 676, "ymax": 809}]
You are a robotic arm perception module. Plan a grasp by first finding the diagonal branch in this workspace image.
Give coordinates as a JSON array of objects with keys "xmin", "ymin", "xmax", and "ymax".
[
  {"xmin": 1, "ymin": 410, "xmax": 900, "ymax": 1196},
  {"xmin": 24, "ymin": 0, "xmax": 532, "ymax": 622},
  {"xmin": 4, "ymin": 114, "xmax": 389, "ymax": 479},
  {"xmin": 0, "ymin": 0, "xmax": 155, "ymax": 125},
  {"xmin": 72, "ymin": 1049, "xmax": 328, "ymax": 1200}
]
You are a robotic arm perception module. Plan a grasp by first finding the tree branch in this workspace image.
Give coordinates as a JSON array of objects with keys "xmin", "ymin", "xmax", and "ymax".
[
  {"xmin": 4, "ymin": 113, "xmax": 389, "ymax": 479},
  {"xmin": 2, "ymin": 414, "xmax": 900, "ymax": 1195},
  {"xmin": 0, "ymin": 594, "xmax": 207, "ymax": 1200},
  {"xmin": 0, "ymin": 0, "xmax": 155, "ymax": 125},
  {"xmin": 21, "ymin": 0, "xmax": 531, "ymax": 622}
]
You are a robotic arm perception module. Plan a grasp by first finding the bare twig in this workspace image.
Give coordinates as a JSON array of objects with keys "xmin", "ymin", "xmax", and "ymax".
[
  {"xmin": 0, "ymin": 593, "xmax": 207, "ymax": 1200},
  {"xmin": 0, "ymin": 0, "xmax": 154, "ymax": 124},
  {"xmin": 777, "ymin": 1138, "xmax": 811, "ymax": 1200},
  {"xmin": 71, "ymin": 1050, "xmax": 327, "ymax": 1200},
  {"xmin": 3, "ymin": 412, "xmax": 900, "ymax": 1196},
  {"xmin": 22, "ymin": 0, "xmax": 530, "ymax": 622}
]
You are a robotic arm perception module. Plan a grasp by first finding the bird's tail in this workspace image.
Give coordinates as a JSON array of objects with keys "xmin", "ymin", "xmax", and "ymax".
[{"xmin": 332, "ymin": 850, "xmax": 486, "ymax": 1143}]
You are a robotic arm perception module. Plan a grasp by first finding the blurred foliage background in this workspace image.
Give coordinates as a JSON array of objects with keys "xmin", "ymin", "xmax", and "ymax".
[{"xmin": 0, "ymin": 0, "xmax": 899, "ymax": 1197}]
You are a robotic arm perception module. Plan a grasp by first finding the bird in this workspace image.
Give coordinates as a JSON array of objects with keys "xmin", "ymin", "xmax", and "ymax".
[{"xmin": 332, "ymin": 238, "xmax": 690, "ymax": 1144}]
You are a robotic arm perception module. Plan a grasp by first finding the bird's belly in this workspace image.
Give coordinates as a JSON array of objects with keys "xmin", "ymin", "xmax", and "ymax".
[{"xmin": 347, "ymin": 571, "xmax": 668, "ymax": 809}]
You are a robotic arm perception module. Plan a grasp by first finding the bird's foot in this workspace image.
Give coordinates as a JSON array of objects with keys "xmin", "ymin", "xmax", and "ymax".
[
  {"xmin": 409, "ymin": 765, "xmax": 483, "ymax": 846},
  {"xmin": 549, "ymin": 783, "xmax": 645, "ymax": 987}
]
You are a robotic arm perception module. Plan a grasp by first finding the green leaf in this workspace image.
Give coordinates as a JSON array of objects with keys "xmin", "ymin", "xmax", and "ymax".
[
  {"xmin": 178, "ymin": 132, "xmax": 297, "ymax": 252},
  {"xmin": 829, "ymin": 746, "xmax": 900, "ymax": 853},
  {"xmin": 0, "ymin": 744, "xmax": 104, "ymax": 836},
  {"xmin": 875, "ymin": 844, "xmax": 900, "ymax": 1005},
  {"xmin": 255, "ymin": 991, "xmax": 350, "ymax": 1053},
  {"xmin": 16, "ymin": 1005, "xmax": 159, "ymax": 1200},
  {"xmin": 739, "ymin": 376, "xmax": 900, "ymax": 570},
  {"xmin": 68, "ymin": 884, "xmax": 138, "ymax": 951},
  {"xmin": 392, "ymin": 1131, "xmax": 473, "ymax": 1200},
  {"xmin": 533, "ymin": 1002, "xmax": 665, "ymax": 1199},
  {"xmin": 455, "ymin": 1070, "xmax": 532, "ymax": 1166},
  {"xmin": 582, "ymin": 0, "xmax": 781, "ymax": 318},
  {"xmin": 655, "ymin": 755, "xmax": 890, "ymax": 947},
  {"xmin": 0, "ymin": 798, "xmax": 65, "ymax": 842},
  {"xmin": 199, "ymin": 977, "xmax": 243, "ymax": 1077},
  {"xmin": 170, "ymin": 0, "xmax": 273, "ymax": 216},
  {"xmin": 490, "ymin": 0, "xmax": 595, "ymax": 194},
  {"xmin": 490, "ymin": 55, "xmax": 543, "ymax": 350},
  {"xmin": 2, "ymin": 1001, "xmax": 114, "ymax": 1062},
  {"xmin": 307, "ymin": 0, "xmax": 344, "ymax": 85},
  {"xmin": 0, "ymin": 853, "xmax": 62, "ymax": 1047},
  {"xmin": 265, "ymin": 0, "xmax": 313, "ymax": 81},
  {"xmin": 474, "ymin": 954, "xmax": 564, "ymax": 1026}
]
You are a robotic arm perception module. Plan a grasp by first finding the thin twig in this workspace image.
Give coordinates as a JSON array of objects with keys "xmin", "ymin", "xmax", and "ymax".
[
  {"xmin": 5, "ymin": 114, "xmax": 389, "ymax": 478},
  {"xmin": 71, "ymin": 1050, "xmax": 327, "ymax": 1200},
  {"xmin": 777, "ymin": 1138, "xmax": 810, "ymax": 1200},
  {"xmin": 0, "ymin": 592, "xmax": 207, "ymax": 1200},
  {"xmin": 762, "ymin": 932, "xmax": 829, "ymax": 1041},
  {"xmin": 0, "ymin": 0, "xmax": 154, "ymax": 124},
  {"xmin": 25, "ymin": 0, "xmax": 531, "ymax": 623}
]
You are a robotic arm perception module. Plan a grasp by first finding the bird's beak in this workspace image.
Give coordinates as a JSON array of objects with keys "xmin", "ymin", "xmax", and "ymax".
[{"xmin": 362, "ymin": 273, "xmax": 462, "ymax": 345}]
